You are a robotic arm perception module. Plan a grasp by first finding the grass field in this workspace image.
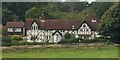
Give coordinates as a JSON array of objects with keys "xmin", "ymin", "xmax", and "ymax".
[{"xmin": 2, "ymin": 45, "xmax": 119, "ymax": 58}]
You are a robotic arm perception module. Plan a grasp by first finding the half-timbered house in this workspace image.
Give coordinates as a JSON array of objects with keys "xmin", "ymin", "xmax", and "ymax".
[
  {"xmin": 6, "ymin": 18, "xmax": 100, "ymax": 43},
  {"xmin": 25, "ymin": 19, "xmax": 100, "ymax": 43}
]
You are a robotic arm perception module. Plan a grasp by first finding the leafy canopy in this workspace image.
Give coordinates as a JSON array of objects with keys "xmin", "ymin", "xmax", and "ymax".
[{"xmin": 99, "ymin": 2, "xmax": 120, "ymax": 43}]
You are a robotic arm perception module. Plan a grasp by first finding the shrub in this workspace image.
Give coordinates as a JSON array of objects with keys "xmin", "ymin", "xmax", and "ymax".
[
  {"xmin": 81, "ymin": 38, "xmax": 108, "ymax": 43},
  {"xmin": 11, "ymin": 35, "xmax": 22, "ymax": 41},
  {"xmin": 69, "ymin": 38, "xmax": 80, "ymax": 43},
  {"xmin": 64, "ymin": 32, "xmax": 75, "ymax": 39},
  {"xmin": 2, "ymin": 43, "xmax": 12, "ymax": 46},
  {"xmin": 1, "ymin": 36, "xmax": 11, "ymax": 43},
  {"xmin": 58, "ymin": 32, "xmax": 78, "ymax": 44},
  {"xmin": 58, "ymin": 39, "xmax": 69, "ymax": 44},
  {"xmin": 58, "ymin": 38, "xmax": 80, "ymax": 44},
  {"xmin": 2, "ymin": 29, "xmax": 7, "ymax": 35},
  {"xmin": 2, "ymin": 42, "xmax": 45, "ymax": 46}
]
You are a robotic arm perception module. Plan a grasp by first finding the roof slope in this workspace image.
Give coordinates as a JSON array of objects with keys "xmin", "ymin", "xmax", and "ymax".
[
  {"xmin": 85, "ymin": 20, "xmax": 100, "ymax": 30},
  {"xmin": 40, "ymin": 19, "xmax": 83, "ymax": 30},
  {"xmin": 6, "ymin": 22, "xmax": 25, "ymax": 28},
  {"xmin": 26, "ymin": 19, "xmax": 100, "ymax": 31}
]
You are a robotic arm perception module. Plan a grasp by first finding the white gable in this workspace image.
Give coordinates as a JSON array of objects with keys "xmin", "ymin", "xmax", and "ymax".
[
  {"xmin": 31, "ymin": 22, "xmax": 38, "ymax": 30},
  {"xmin": 80, "ymin": 23, "xmax": 90, "ymax": 29},
  {"xmin": 54, "ymin": 32, "xmax": 60, "ymax": 35},
  {"xmin": 78, "ymin": 22, "xmax": 91, "ymax": 35}
]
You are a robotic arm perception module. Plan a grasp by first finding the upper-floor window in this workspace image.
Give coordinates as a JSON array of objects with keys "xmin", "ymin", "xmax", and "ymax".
[
  {"xmin": 83, "ymin": 24, "xmax": 86, "ymax": 27},
  {"xmin": 31, "ymin": 22, "xmax": 38, "ymax": 30},
  {"xmin": 86, "ymin": 29, "xmax": 89, "ymax": 31},
  {"xmin": 80, "ymin": 29, "xmax": 83, "ymax": 31}
]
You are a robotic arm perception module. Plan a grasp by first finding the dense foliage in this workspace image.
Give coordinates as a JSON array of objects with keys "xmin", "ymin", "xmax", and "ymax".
[
  {"xmin": 11, "ymin": 35, "xmax": 23, "ymax": 41},
  {"xmin": 1, "ymin": 36, "xmax": 11, "ymax": 43},
  {"xmin": 2, "ymin": 2, "xmax": 113, "ymax": 25},
  {"xmin": 58, "ymin": 32, "xmax": 79, "ymax": 43},
  {"xmin": 64, "ymin": 32, "xmax": 75, "ymax": 39},
  {"xmin": 99, "ymin": 2, "xmax": 120, "ymax": 43}
]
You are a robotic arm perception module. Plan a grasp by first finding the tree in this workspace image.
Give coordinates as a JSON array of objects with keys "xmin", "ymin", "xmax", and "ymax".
[
  {"xmin": 25, "ymin": 7, "xmax": 41, "ymax": 19},
  {"xmin": 2, "ymin": 9, "xmax": 14, "ymax": 25},
  {"xmin": 99, "ymin": 2, "xmax": 120, "ymax": 43},
  {"xmin": 49, "ymin": 11, "xmax": 66, "ymax": 19},
  {"xmin": 2, "ymin": 28, "xmax": 7, "ymax": 35}
]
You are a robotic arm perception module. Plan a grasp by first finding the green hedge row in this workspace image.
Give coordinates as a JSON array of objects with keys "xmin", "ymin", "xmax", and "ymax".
[
  {"xmin": 58, "ymin": 38, "xmax": 80, "ymax": 44},
  {"xmin": 58, "ymin": 38, "xmax": 108, "ymax": 44},
  {"xmin": 1, "ymin": 36, "xmax": 11, "ymax": 43},
  {"xmin": 2, "ymin": 42, "xmax": 46, "ymax": 46},
  {"xmin": 80, "ymin": 38, "xmax": 108, "ymax": 43}
]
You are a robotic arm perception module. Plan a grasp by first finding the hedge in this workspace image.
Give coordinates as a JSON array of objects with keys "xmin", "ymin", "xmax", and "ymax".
[
  {"xmin": 80, "ymin": 39, "xmax": 108, "ymax": 43},
  {"xmin": 58, "ymin": 38, "xmax": 80, "ymax": 44},
  {"xmin": 1, "ymin": 36, "xmax": 11, "ymax": 43},
  {"xmin": 11, "ymin": 35, "xmax": 23, "ymax": 41},
  {"xmin": 2, "ymin": 42, "xmax": 45, "ymax": 46},
  {"xmin": 58, "ymin": 38, "xmax": 108, "ymax": 44}
]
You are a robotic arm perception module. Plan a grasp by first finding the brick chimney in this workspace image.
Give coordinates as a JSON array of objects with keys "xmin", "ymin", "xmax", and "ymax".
[{"xmin": 91, "ymin": 12, "xmax": 97, "ymax": 22}]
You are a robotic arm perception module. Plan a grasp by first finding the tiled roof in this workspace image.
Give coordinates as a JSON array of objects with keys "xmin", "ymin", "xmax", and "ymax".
[
  {"xmin": 6, "ymin": 22, "xmax": 25, "ymax": 28},
  {"xmin": 85, "ymin": 20, "xmax": 101, "ymax": 30},
  {"xmin": 26, "ymin": 19, "xmax": 100, "ymax": 31},
  {"xmin": 40, "ymin": 19, "xmax": 83, "ymax": 30}
]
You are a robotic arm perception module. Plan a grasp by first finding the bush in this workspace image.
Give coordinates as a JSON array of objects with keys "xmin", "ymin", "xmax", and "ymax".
[
  {"xmin": 69, "ymin": 38, "xmax": 80, "ymax": 43},
  {"xmin": 58, "ymin": 39, "xmax": 69, "ymax": 44},
  {"xmin": 2, "ymin": 42, "xmax": 45, "ymax": 46},
  {"xmin": 81, "ymin": 38, "xmax": 108, "ymax": 43},
  {"xmin": 2, "ymin": 43, "xmax": 12, "ymax": 46},
  {"xmin": 58, "ymin": 38, "xmax": 108, "ymax": 44},
  {"xmin": 64, "ymin": 32, "xmax": 75, "ymax": 39},
  {"xmin": 1, "ymin": 36, "xmax": 11, "ymax": 43},
  {"xmin": 11, "ymin": 35, "xmax": 23, "ymax": 41},
  {"xmin": 58, "ymin": 32, "xmax": 78, "ymax": 44},
  {"xmin": 58, "ymin": 38, "xmax": 80, "ymax": 44}
]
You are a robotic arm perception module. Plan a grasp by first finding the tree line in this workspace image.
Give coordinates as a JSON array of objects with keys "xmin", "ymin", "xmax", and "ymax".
[{"xmin": 2, "ymin": 2, "xmax": 113, "ymax": 25}]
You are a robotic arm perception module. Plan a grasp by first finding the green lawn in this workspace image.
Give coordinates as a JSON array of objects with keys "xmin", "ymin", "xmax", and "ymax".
[{"xmin": 2, "ymin": 45, "xmax": 119, "ymax": 58}]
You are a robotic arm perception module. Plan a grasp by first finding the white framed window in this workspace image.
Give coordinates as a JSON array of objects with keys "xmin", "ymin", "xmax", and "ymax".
[
  {"xmin": 31, "ymin": 22, "xmax": 38, "ymax": 30},
  {"xmin": 80, "ymin": 29, "xmax": 83, "ymax": 31},
  {"xmin": 83, "ymin": 24, "xmax": 86, "ymax": 27},
  {"xmin": 15, "ymin": 28, "xmax": 21, "ymax": 32},
  {"xmin": 7, "ymin": 28, "xmax": 13, "ymax": 32},
  {"xmin": 86, "ymin": 29, "xmax": 88, "ymax": 31}
]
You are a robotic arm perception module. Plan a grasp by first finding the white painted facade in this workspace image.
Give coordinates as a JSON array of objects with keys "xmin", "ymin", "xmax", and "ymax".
[
  {"xmin": 78, "ymin": 23, "xmax": 92, "ymax": 39},
  {"xmin": 7, "ymin": 28, "xmax": 22, "ymax": 32},
  {"xmin": 7, "ymin": 28, "xmax": 13, "ymax": 32},
  {"xmin": 26, "ymin": 21, "xmax": 99, "ymax": 43}
]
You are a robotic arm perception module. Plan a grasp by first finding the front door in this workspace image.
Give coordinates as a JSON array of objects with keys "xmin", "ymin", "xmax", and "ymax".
[{"xmin": 52, "ymin": 31, "xmax": 63, "ymax": 43}]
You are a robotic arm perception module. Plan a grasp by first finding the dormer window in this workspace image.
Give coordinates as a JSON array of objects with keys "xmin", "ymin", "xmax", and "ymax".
[{"xmin": 31, "ymin": 22, "xmax": 38, "ymax": 30}]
